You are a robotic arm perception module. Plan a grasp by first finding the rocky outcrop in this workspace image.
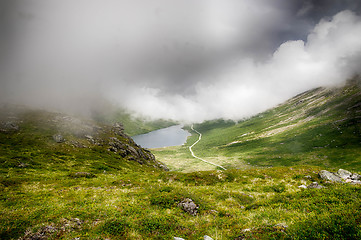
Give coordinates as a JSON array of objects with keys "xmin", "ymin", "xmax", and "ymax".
[
  {"xmin": 177, "ymin": 198, "xmax": 199, "ymax": 216},
  {"xmin": 319, "ymin": 170, "xmax": 342, "ymax": 183},
  {"xmin": 107, "ymin": 125, "xmax": 169, "ymax": 171},
  {"xmin": 319, "ymin": 169, "xmax": 361, "ymax": 184}
]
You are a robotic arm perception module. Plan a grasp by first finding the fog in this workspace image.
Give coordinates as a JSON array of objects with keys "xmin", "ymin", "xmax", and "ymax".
[{"xmin": 1, "ymin": 1, "xmax": 361, "ymax": 122}]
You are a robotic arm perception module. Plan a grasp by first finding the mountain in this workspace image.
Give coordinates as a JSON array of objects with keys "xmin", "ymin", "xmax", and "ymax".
[
  {"xmin": 1, "ymin": 79, "xmax": 361, "ymax": 239},
  {"xmin": 154, "ymin": 77, "xmax": 361, "ymax": 172}
]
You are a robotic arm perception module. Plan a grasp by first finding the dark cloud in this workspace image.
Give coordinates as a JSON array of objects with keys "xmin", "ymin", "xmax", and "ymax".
[{"xmin": 1, "ymin": 1, "xmax": 361, "ymax": 121}]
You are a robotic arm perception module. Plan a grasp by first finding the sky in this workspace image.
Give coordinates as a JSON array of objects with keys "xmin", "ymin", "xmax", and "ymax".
[{"xmin": 1, "ymin": 0, "xmax": 361, "ymax": 122}]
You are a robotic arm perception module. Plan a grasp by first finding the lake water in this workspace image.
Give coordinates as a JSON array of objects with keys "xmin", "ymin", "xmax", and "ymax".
[{"xmin": 132, "ymin": 125, "xmax": 191, "ymax": 148}]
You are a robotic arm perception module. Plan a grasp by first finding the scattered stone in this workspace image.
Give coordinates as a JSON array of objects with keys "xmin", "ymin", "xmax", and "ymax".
[
  {"xmin": 178, "ymin": 198, "xmax": 199, "ymax": 216},
  {"xmin": 174, "ymin": 237, "xmax": 185, "ymax": 240},
  {"xmin": 304, "ymin": 175, "xmax": 312, "ymax": 179},
  {"xmin": 337, "ymin": 169, "xmax": 352, "ymax": 179},
  {"xmin": 298, "ymin": 184, "xmax": 307, "ymax": 189},
  {"xmin": 319, "ymin": 170, "xmax": 342, "ymax": 183},
  {"xmin": 204, "ymin": 235, "xmax": 214, "ymax": 240},
  {"xmin": 53, "ymin": 134, "xmax": 65, "ymax": 143},
  {"xmin": 20, "ymin": 225, "xmax": 57, "ymax": 240},
  {"xmin": 274, "ymin": 223, "xmax": 288, "ymax": 232},
  {"xmin": 307, "ymin": 182, "xmax": 324, "ymax": 189},
  {"xmin": 0, "ymin": 121, "xmax": 20, "ymax": 132},
  {"xmin": 85, "ymin": 135, "xmax": 94, "ymax": 143},
  {"xmin": 18, "ymin": 162, "xmax": 28, "ymax": 168}
]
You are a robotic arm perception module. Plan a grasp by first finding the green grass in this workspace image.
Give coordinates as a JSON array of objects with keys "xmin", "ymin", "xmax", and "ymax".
[{"xmin": 1, "ymin": 80, "xmax": 361, "ymax": 239}]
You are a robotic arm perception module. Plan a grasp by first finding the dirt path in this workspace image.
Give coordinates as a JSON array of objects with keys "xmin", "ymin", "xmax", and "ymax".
[{"xmin": 189, "ymin": 125, "xmax": 227, "ymax": 170}]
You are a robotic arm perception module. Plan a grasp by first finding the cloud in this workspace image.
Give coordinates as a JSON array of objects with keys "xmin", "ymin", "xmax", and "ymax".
[
  {"xmin": 1, "ymin": 1, "xmax": 361, "ymax": 122},
  {"xmin": 112, "ymin": 10, "xmax": 361, "ymax": 122}
]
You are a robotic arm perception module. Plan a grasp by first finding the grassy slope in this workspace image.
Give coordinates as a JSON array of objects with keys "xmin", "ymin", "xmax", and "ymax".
[
  {"xmin": 1, "ymin": 80, "xmax": 361, "ymax": 239},
  {"xmin": 154, "ymin": 80, "xmax": 361, "ymax": 172}
]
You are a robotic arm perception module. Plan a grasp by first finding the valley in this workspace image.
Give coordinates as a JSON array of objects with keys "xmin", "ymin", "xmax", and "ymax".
[{"xmin": 1, "ymin": 80, "xmax": 361, "ymax": 239}]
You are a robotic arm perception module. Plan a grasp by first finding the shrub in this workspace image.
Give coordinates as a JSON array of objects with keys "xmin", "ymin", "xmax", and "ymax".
[
  {"xmin": 140, "ymin": 215, "xmax": 175, "ymax": 235},
  {"xmin": 289, "ymin": 211, "xmax": 361, "ymax": 239},
  {"xmin": 99, "ymin": 218, "xmax": 129, "ymax": 236},
  {"xmin": 263, "ymin": 183, "xmax": 286, "ymax": 193}
]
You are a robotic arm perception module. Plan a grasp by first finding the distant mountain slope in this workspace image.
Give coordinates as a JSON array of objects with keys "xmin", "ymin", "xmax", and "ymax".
[
  {"xmin": 90, "ymin": 106, "xmax": 176, "ymax": 136},
  {"xmin": 155, "ymin": 78, "xmax": 361, "ymax": 171},
  {"xmin": 0, "ymin": 107, "xmax": 168, "ymax": 178}
]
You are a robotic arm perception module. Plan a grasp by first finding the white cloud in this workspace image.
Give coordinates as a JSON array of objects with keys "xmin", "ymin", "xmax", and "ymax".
[{"xmin": 114, "ymin": 10, "xmax": 361, "ymax": 122}]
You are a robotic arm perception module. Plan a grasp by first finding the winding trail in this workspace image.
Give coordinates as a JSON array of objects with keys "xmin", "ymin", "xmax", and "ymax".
[{"xmin": 189, "ymin": 125, "xmax": 227, "ymax": 170}]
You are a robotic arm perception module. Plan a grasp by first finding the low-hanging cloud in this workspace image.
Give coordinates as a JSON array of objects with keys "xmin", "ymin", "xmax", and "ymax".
[
  {"xmin": 1, "ymin": 1, "xmax": 361, "ymax": 122},
  {"xmin": 114, "ymin": 10, "xmax": 361, "ymax": 122}
]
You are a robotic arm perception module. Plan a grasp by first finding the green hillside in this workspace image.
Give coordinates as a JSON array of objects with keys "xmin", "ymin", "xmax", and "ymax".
[
  {"xmin": 154, "ymin": 78, "xmax": 361, "ymax": 172},
  {"xmin": 1, "ymin": 79, "xmax": 361, "ymax": 239}
]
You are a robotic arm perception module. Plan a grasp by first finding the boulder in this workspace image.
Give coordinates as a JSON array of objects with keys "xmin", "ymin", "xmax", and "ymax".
[
  {"xmin": 319, "ymin": 170, "xmax": 342, "ymax": 183},
  {"xmin": 337, "ymin": 169, "xmax": 352, "ymax": 179},
  {"xmin": 178, "ymin": 198, "xmax": 199, "ymax": 216},
  {"xmin": 53, "ymin": 134, "xmax": 65, "ymax": 143},
  {"xmin": 204, "ymin": 235, "xmax": 214, "ymax": 240},
  {"xmin": 174, "ymin": 238, "xmax": 185, "ymax": 240},
  {"xmin": 298, "ymin": 185, "xmax": 307, "ymax": 189}
]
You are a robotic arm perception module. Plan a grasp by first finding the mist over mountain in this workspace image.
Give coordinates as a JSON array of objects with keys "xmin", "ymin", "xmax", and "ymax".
[{"xmin": 1, "ymin": 1, "xmax": 361, "ymax": 122}]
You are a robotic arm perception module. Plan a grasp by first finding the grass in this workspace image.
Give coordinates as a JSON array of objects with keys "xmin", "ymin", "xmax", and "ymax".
[
  {"xmin": 154, "ymin": 81, "xmax": 361, "ymax": 173},
  {"xmin": 1, "ymin": 79, "xmax": 361, "ymax": 239}
]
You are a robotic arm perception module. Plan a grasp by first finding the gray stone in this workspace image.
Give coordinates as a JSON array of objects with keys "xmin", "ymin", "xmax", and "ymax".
[
  {"xmin": 178, "ymin": 198, "xmax": 199, "ymax": 216},
  {"xmin": 307, "ymin": 182, "xmax": 324, "ymax": 189},
  {"xmin": 298, "ymin": 185, "xmax": 307, "ymax": 189},
  {"xmin": 53, "ymin": 134, "xmax": 65, "ymax": 143},
  {"xmin": 319, "ymin": 170, "xmax": 342, "ymax": 183},
  {"xmin": 174, "ymin": 237, "xmax": 185, "ymax": 240},
  {"xmin": 337, "ymin": 169, "xmax": 352, "ymax": 179},
  {"xmin": 351, "ymin": 173, "xmax": 361, "ymax": 181},
  {"xmin": 204, "ymin": 235, "xmax": 214, "ymax": 240},
  {"xmin": 4, "ymin": 121, "xmax": 19, "ymax": 130}
]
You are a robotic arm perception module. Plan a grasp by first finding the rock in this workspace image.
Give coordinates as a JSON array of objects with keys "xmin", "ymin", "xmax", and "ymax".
[
  {"xmin": 307, "ymin": 182, "xmax": 324, "ymax": 189},
  {"xmin": 174, "ymin": 237, "xmax": 185, "ymax": 240},
  {"xmin": 0, "ymin": 121, "xmax": 19, "ymax": 132},
  {"xmin": 20, "ymin": 225, "xmax": 57, "ymax": 240},
  {"xmin": 53, "ymin": 134, "xmax": 65, "ymax": 143},
  {"xmin": 204, "ymin": 235, "xmax": 214, "ymax": 240},
  {"xmin": 178, "ymin": 198, "xmax": 199, "ymax": 216},
  {"xmin": 337, "ymin": 169, "xmax": 352, "ymax": 179},
  {"xmin": 298, "ymin": 185, "xmax": 307, "ymax": 189},
  {"xmin": 304, "ymin": 175, "xmax": 312, "ymax": 179},
  {"xmin": 319, "ymin": 170, "xmax": 342, "ymax": 183},
  {"xmin": 351, "ymin": 173, "xmax": 361, "ymax": 181}
]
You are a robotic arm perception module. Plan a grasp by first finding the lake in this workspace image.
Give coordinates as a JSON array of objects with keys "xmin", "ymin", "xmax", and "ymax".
[{"xmin": 132, "ymin": 125, "xmax": 191, "ymax": 148}]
